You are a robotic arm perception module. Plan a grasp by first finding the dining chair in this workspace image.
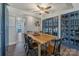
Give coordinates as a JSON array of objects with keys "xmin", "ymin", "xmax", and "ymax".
[
  {"xmin": 40, "ymin": 43, "xmax": 55, "ymax": 56},
  {"xmin": 24, "ymin": 33, "xmax": 38, "ymax": 56},
  {"xmin": 47, "ymin": 44, "xmax": 55, "ymax": 55},
  {"xmin": 53, "ymin": 39, "xmax": 62, "ymax": 56}
]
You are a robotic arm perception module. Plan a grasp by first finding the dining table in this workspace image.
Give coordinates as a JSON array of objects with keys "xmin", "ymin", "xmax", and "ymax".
[{"xmin": 27, "ymin": 32, "xmax": 57, "ymax": 56}]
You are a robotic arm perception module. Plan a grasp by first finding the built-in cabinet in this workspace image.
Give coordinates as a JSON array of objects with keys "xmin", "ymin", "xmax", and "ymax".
[
  {"xmin": 42, "ymin": 16, "xmax": 58, "ymax": 36},
  {"xmin": 42, "ymin": 10, "xmax": 79, "ymax": 50},
  {"xmin": 61, "ymin": 10, "xmax": 79, "ymax": 50}
]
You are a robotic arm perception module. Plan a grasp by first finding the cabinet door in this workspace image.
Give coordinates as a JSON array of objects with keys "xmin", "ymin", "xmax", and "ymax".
[{"xmin": 49, "ymin": 19, "xmax": 52, "ymax": 27}]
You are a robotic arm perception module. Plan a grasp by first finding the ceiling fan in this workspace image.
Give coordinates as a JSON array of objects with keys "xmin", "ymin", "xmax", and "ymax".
[{"xmin": 33, "ymin": 4, "xmax": 52, "ymax": 15}]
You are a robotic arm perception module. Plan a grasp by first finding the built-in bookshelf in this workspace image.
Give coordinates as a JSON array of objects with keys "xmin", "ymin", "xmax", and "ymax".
[
  {"xmin": 61, "ymin": 10, "xmax": 79, "ymax": 50},
  {"xmin": 42, "ymin": 16, "xmax": 58, "ymax": 36},
  {"xmin": 42, "ymin": 10, "xmax": 79, "ymax": 50}
]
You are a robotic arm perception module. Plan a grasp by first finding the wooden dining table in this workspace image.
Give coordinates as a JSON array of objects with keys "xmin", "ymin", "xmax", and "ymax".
[{"xmin": 27, "ymin": 32, "xmax": 57, "ymax": 56}]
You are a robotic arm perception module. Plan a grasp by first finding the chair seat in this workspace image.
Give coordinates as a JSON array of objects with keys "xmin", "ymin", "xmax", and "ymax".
[
  {"xmin": 28, "ymin": 48, "xmax": 38, "ymax": 56},
  {"xmin": 31, "ymin": 42, "xmax": 38, "ymax": 48},
  {"xmin": 47, "ymin": 44, "xmax": 54, "ymax": 55},
  {"xmin": 41, "ymin": 50, "xmax": 47, "ymax": 56},
  {"xmin": 40, "ymin": 44, "xmax": 54, "ymax": 56},
  {"xmin": 29, "ymin": 42, "xmax": 38, "ymax": 49}
]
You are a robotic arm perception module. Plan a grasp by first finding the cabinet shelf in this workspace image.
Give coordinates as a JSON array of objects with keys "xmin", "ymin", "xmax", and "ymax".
[
  {"xmin": 61, "ymin": 10, "xmax": 79, "ymax": 50},
  {"xmin": 42, "ymin": 16, "xmax": 58, "ymax": 36}
]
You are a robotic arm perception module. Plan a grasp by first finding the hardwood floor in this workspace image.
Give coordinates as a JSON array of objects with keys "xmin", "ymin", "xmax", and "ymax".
[
  {"xmin": 6, "ymin": 33, "xmax": 26, "ymax": 56},
  {"xmin": 6, "ymin": 44, "xmax": 16, "ymax": 56},
  {"xmin": 7, "ymin": 42, "xmax": 25, "ymax": 56},
  {"xmin": 6, "ymin": 41, "xmax": 26, "ymax": 56}
]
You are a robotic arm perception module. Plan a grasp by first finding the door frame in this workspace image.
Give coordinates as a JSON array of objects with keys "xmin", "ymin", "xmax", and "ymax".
[{"xmin": 1, "ymin": 3, "xmax": 8, "ymax": 56}]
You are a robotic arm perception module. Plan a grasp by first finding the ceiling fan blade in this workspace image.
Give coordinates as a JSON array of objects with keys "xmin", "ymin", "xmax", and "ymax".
[
  {"xmin": 37, "ymin": 5, "xmax": 40, "ymax": 8},
  {"xmin": 45, "ymin": 6, "xmax": 51, "ymax": 9},
  {"xmin": 37, "ymin": 5, "xmax": 41, "ymax": 9},
  {"xmin": 37, "ymin": 5, "xmax": 44, "ymax": 10}
]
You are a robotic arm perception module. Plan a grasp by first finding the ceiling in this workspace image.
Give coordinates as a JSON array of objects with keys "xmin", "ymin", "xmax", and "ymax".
[{"xmin": 9, "ymin": 3, "xmax": 73, "ymax": 17}]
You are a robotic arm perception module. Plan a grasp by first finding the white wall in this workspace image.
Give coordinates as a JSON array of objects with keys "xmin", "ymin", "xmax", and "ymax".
[
  {"xmin": 8, "ymin": 6, "xmax": 41, "ymax": 45},
  {"xmin": 24, "ymin": 16, "xmax": 41, "ymax": 32},
  {"xmin": 8, "ymin": 6, "xmax": 26, "ymax": 45},
  {"xmin": 9, "ymin": 16, "xmax": 16, "ymax": 45}
]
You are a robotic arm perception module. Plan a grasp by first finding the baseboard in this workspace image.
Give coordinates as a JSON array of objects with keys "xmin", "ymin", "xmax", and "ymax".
[{"xmin": 9, "ymin": 42, "xmax": 16, "ymax": 46}]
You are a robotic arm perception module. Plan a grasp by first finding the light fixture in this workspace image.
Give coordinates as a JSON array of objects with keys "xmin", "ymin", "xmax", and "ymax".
[
  {"xmin": 37, "ymin": 4, "xmax": 51, "ymax": 11},
  {"xmin": 33, "ymin": 4, "xmax": 52, "ymax": 15}
]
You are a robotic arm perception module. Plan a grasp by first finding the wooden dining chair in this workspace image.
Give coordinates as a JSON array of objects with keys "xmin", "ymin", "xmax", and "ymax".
[
  {"xmin": 27, "ymin": 37, "xmax": 38, "ymax": 49},
  {"xmin": 41, "ymin": 39, "xmax": 62, "ymax": 56},
  {"xmin": 40, "ymin": 43, "xmax": 55, "ymax": 56},
  {"xmin": 47, "ymin": 44, "xmax": 54, "ymax": 55},
  {"xmin": 53, "ymin": 39, "xmax": 62, "ymax": 56}
]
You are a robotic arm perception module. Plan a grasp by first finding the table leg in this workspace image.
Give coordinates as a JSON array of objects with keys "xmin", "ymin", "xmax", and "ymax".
[{"xmin": 38, "ymin": 44, "xmax": 41, "ymax": 56}]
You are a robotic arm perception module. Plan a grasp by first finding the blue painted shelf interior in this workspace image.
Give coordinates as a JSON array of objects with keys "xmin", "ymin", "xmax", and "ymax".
[
  {"xmin": 42, "ymin": 16, "xmax": 58, "ymax": 36},
  {"xmin": 61, "ymin": 10, "xmax": 79, "ymax": 50}
]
